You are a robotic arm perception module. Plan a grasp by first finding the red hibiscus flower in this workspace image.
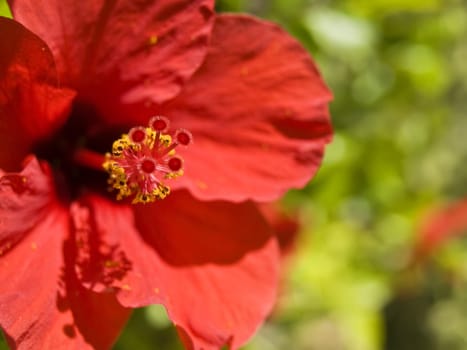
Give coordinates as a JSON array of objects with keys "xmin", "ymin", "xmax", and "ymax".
[{"xmin": 0, "ymin": 1, "xmax": 332, "ymax": 349}]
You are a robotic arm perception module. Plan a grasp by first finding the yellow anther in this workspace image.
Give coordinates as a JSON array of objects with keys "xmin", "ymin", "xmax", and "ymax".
[
  {"xmin": 112, "ymin": 137, "xmax": 130, "ymax": 156},
  {"xmin": 164, "ymin": 170, "xmax": 183, "ymax": 179},
  {"xmin": 160, "ymin": 134, "xmax": 171, "ymax": 146}
]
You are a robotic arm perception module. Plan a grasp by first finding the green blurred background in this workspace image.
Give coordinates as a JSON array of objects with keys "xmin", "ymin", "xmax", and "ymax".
[{"xmin": 2, "ymin": 0, "xmax": 467, "ymax": 349}]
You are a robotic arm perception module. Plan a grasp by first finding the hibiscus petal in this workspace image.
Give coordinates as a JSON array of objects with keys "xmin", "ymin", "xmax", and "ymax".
[
  {"xmin": 0, "ymin": 204, "xmax": 130, "ymax": 350},
  {"xmin": 70, "ymin": 194, "xmax": 166, "ymax": 307},
  {"xmin": 9, "ymin": 0, "xmax": 215, "ymax": 123},
  {"xmin": 133, "ymin": 190, "xmax": 281, "ymax": 350},
  {"xmin": 0, "ymin": 156, "xmax": 52, "ymax": 255},
  {"xmin": 0, "ymin": 17, "xmax": 75, "ymax": 170},
  {"xmin": 70, "ymin": 191, "xmax": 280, "ymax": 349},
  {"xmin": 161, "ymin": 14, "xmax": 333, "ymax": 202}
]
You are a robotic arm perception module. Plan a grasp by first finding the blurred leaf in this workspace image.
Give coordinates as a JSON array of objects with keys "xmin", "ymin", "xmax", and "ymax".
[
  {"xmin": 305, "ymin": 8, "xmax": 377, "ymax": 57},
  {"xmin": 345, "ymin": 0, "xmax": 441, "ymax": 16},
  {"xmin": 0, "ymin": 331, "xmax": 8, "ymax": 350},
  {"xmin": 0, "ymin": 0, "xmax": 11, "ymax": 18}
]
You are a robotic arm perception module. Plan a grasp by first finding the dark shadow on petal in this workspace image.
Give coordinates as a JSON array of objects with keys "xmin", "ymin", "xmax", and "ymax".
[
  {"xmin": 69, "ymin": 200, "xmax": 133, "ymax": 291},
  {"xmin": 271, "ymin": 113, "xmax": 332, "ymax": 141},
  {"xmin": 56, "ymin": 227, "xmax": 131, "ymax": 349},
  {"xmin": 134, "ymin": 190, "xmax": 273, "ymax": 266},
  {"xmin": 62, "ymin": 324, "xmax": 76, "ymax": 339}
]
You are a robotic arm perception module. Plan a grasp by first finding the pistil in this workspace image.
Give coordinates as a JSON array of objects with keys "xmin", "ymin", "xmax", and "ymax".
[{"xmin": 103, "ymin": 116, "xmax": 192, "ymax": 204}]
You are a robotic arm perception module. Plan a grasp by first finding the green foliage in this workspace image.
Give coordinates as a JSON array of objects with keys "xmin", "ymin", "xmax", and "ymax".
[
  {"xmin": 0, "ymin": 332, "xmax": 8, "ymax": 350},
  {"xmin": 0, "ymin": 0, "xmax": 11, "ymax": 18}
]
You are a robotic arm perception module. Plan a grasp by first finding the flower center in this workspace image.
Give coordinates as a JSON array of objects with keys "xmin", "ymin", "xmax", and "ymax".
[{"xmin": 103, "ymin": 116, "xmax": 192, "ymax": 204}]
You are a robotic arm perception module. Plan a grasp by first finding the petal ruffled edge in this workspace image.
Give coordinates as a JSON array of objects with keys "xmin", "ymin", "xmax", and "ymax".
[
  {"xmin": 0, "ymin": 156, "xmax": 53, "ymax": 256},
  {"xmin": 9, "ymin": 0, "xmax": 214, "ymax": 125},
  {"xmin": 161, "ymin": 14, "xmax": 333, "ymax": 202}
]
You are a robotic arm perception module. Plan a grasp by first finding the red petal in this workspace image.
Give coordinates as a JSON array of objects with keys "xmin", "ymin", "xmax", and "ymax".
[
  {"xmin": 0, "ymin": 205, "xmax": 130, "ymax": 349},
  {"xmin": 70, "ymin": 194, "xmax": 165, "ymax": 307},
  {"xmin": 161, "ymin": 14, "xmax": 333, "ymax": 201},
  {"xmin": 414, "ymin": 199, "xmax": 467, "ymax": 260},
  {"xmin": 69, "ymin": 192, "xmax": 280, "ymax": 349},
  {"xmin": 0, "ymin": 157, "xmax": 53, "ymax": 256},
  {"xmin": 0, "ymin": 17, "xmax": 75, "ymax": 170},
  {"xmin": 133, "ymin": 190, "xmax": 281, "ymax": 349},
  {"xmin": 9, "ymin": 0, "xmax": 215, "ymax": 124}
]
